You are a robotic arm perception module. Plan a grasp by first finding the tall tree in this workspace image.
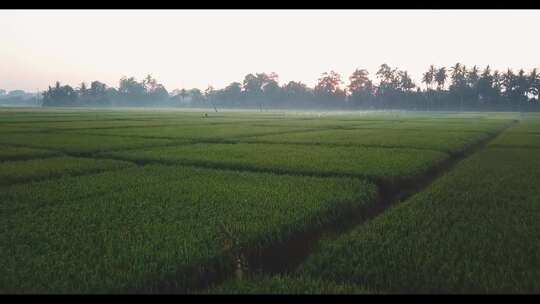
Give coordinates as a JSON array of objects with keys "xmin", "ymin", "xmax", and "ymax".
[
  {"xmin": 314, "ymin": 71, "xmax": 346, "ymax": 107},
  {"xmin": 348, "ymin": 69, "xmax": 374, "ymax": 107},
  {"xmin": 118, "ymin": 76, "xmax": 146, "ymax": 105},
  {"xmin": 398, "ymin": 70, "xmax": 415, "ymax": 92},
  {"xmin": 492, "ymin": 70, "xmax": 503, "ymax": 100},
  {"xmin": 450, "ymin": 63, "xmax": 467, "ymax": 110},
  {"xmin": 143, "ymin": 74, "xmax": 158, "ymax": 92},
  {"xmin": 220, "ymin": 82, "xmax": 243, "ymax": 107},
  {"xmin": 502, "ymin": 69, "xmax": 516, "ymax": 101},
  {"xmin": 467, "ymin": 65, "xmax": 481, "ymax": 102},
  {"xmin": 434, "ymin": 67, "xmax": 447, "ymax": 90},
  {"xmin": 42, "ymin": 81, "xmax": 78, "ymax": 107},
  {"xmin": 188, "ymin": 88, "xmax": 205, "ymax": 106},
  {"xmin": 179, "ymin": 89, "xmax": 188, "ymax": 104},
  {"xmin": 477, "ymin": 66, "xmax": 494, "ymax": 104},
  {"xmin": 515, "ymin": 69, "xmax": 530, "ymax": 106},
  {"xmin": 376, "ymin": 64, "xmax": 400, "ymax": 108},
  {"xmin": 422, "ymin": 65, "xmax": 436, "ymax": 91},
  {"xmin": 88, "ymin": 81, "xmax": 110, "ymax": 106},
  {"xmin": 204, "ymin": 85, "xmax": 218, "ymax": 112},
  {"xmin": 242, "ymin": 73, "xmax": 279, "ymax": 110},
  {"xmin": 529, "ymin": 68, "xmax": 540, "ymax": 102},
  {"xmin": 79, "ymin": 82, "xmax": 88, "ymax": 96},
  {"xmin": 282, "ymin": 81, "xmax": 312, "ymax": 108}
]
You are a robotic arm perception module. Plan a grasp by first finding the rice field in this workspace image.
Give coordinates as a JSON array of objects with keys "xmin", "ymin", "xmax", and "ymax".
[{"xmin": 2, "ymin": 108, "xmax": 537, "ymax": 294}]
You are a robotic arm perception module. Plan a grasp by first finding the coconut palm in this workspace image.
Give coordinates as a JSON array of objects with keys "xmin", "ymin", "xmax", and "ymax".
[
  {"xmin": 529, "ymin": 68, "xmax": 540, "ymax": 102},
  {"xmin": 450, "ymin": 63, "xmax": 467, "ymax": 111},
  {"xmin": 434, "ymin": 67, "xmax": 447, "ymax": 90},
  {"xmin": 422, "ymin": 65, "xmax": 436, "ymax": 91}
]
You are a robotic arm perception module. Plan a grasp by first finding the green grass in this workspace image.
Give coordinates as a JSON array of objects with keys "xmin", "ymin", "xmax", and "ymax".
[
  {"xmin": 101, "ymin": 143, "xmax": 449, "ymax": 184},
  {"xmin": 297, "ymin": 146, "xmax": 540, "ymax": 293},
  {"xmin": 0, "ymin": 165, "xmax": 377, "ymax": 293},
  {"xmin": 0, "ymin": 156, "xmax": 136, "ymax": 186}
]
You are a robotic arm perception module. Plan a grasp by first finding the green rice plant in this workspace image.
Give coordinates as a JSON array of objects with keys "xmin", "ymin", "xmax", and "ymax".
[
  {"xmin": 0, "ymin": 165, "xmax": 377, "ymax": 293},
  {"xmin": 7, "ymin": 117, "xmax": 262, "ymax": 131},
  {"xmin": 64, "ymin": 124, "xmax": 314, "ymax": 140},
  {"xmin": 489, "ymin": 132, "xmax": 540, "ymax": 149},
  {"xmin": 0, "ymin": 146, "xmax": 60, "ymax": 161},
  {"xmin": 0, "ymin": 156, "xmax": 135, "ymax": 186},
  {"xmin": 344, "ymin": 119, "xmax": 511, "ymax": 133},
  {"xmin": 100, "ymin": 143, "xmax": 449, "ymax": 185},
  {"xmin": 204, "ymin": 274, "xmax": 367, "ymax": 294},
  {"xmin": 0, "ymin": 132, "xmax": 173, "ymax": 154},
  {"xmin": 10, "ymin": 120, "xmax": 188, "ymax": 130},
  {"xmin": 298, "ymin": 146, "xmax": 540, "ymax": 293},
  {"xmin": 0, "ymin": 164, "xmax": 196, "ymax": 214},
  {"xmin": 240, "ymin": 128, "xmax": 494, "ymax": 154},
  {"xmin": 230, "ymin": 118, "xmax": 390, "ymax": 130}
]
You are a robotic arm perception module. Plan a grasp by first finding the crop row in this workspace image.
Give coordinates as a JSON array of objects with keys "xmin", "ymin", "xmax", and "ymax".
[
  {"xmin": 489, "ymin": 133, "xmax": 540, "ymax": 149},
  {"xmin": 291, "ymin": 146, "xmax": 540, "ymax": 293},
  {"xmin": 0, "ymin": 156, "xmax": 135, "ymax": 186},
  {"xmin": 0, "ymin": 165, "xmax": 377, "ymax": 293},
  {"xmin": 63, "ymin": 124, "xmax": 316, "ymax": 140},
  {"xmin": 100, "ymin": 143, "xmax": 450, "ymax": 185},
  {"xmin": 0, "ymin": 132, "xmax": 174, "ymax": 154},
  {"xmin": 209, "ymin": 120, "xmax": 539, "ymax": 294},
  {"xmin": 0, "ymin": 146, "xmax": 60, "ymax": 162},
  {"xmin": 205, "ymin": 274, "xmax": 366, "ymax": 294},
  {"xmin": 1, "ymin": 164, "xmax": 202, "ymax": 214},
  {"xmin": 239, "ymin": 128, "xmax": 494, "ymax": 154}
]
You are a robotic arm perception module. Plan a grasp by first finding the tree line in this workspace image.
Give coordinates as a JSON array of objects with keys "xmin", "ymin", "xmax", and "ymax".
[
  {"xmin": 0, "ymin": 90, "xmax": 40, "ymax": 106},
  {"xmin": 41, "ymin": 63, "xmax": 540, "ymax": 111}
]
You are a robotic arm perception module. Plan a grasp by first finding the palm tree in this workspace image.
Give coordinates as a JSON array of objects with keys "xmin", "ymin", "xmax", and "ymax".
[
  {"xmin": 493, "ymin": 70, "xmax": 502, "ymax": 98},
  {"xmin": 529, "ymin": 68, "xmax": 540, "ymax": 102},
  {"xmin": 516, "ymin": 69, "xmax": 528, "ymax": 97},
  {"xmin": 434, "ymin": 67, "xmax": 447, "ymax": 90},
  {"xmin": 432, "ymin": 67, "xmax": 447, "ymax": 110},
  {"xmin": 515, "ymin": 69, "xmax": 530, "ymax": 114},
  {"xmin": 450, "ymin": 63, "xmax": 466, "ymax": 111},
  {"xmin": 422, "ymin": 65, "xmax": 436, "ymax": 111},
  {"xmin": 467, "ymin": 65, "xmax": 481, "ymax": 105},
  {"xmin": 502, "ymin": 68, "xmax": 519, "ymax": 111},
  {"xmin": 468, "ymin": 66, "xmax": 480, "ymax": 84},
  {"xmin": 516, "ymin": 69, "xmax": 530, "ymax": 113},
  {"xmin": 422, "ymin": 65, "xmax": 436, "ymax": 91},
  {"xmin": 399, "ymin": 71, "xmax": 415, "ymax": 92},
  {"xmin": 502, "ymin": 69, "xmax": 515, "ymax": 99}
]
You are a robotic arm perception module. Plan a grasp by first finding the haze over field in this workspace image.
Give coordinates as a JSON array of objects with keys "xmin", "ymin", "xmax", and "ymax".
[{"xmin": 1, "ymin": 9, "xmax": 540, "ymax": 92}]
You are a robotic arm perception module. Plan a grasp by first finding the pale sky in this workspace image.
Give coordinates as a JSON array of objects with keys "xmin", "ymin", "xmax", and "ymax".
[{"xmin": 1, "ymin": 9, "xmax": 540, "ymax": 92}]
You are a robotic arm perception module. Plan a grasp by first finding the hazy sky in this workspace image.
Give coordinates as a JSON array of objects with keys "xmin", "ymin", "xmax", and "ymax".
[{"xmin": 1, "ymin": 9, "xmax": 540, "ymax": 92}]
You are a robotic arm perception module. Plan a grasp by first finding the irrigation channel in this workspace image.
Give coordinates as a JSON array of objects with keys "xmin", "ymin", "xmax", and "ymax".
[{"xmin": 125, "ymin": 120, "xmax": 519, "ymax": 293}]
